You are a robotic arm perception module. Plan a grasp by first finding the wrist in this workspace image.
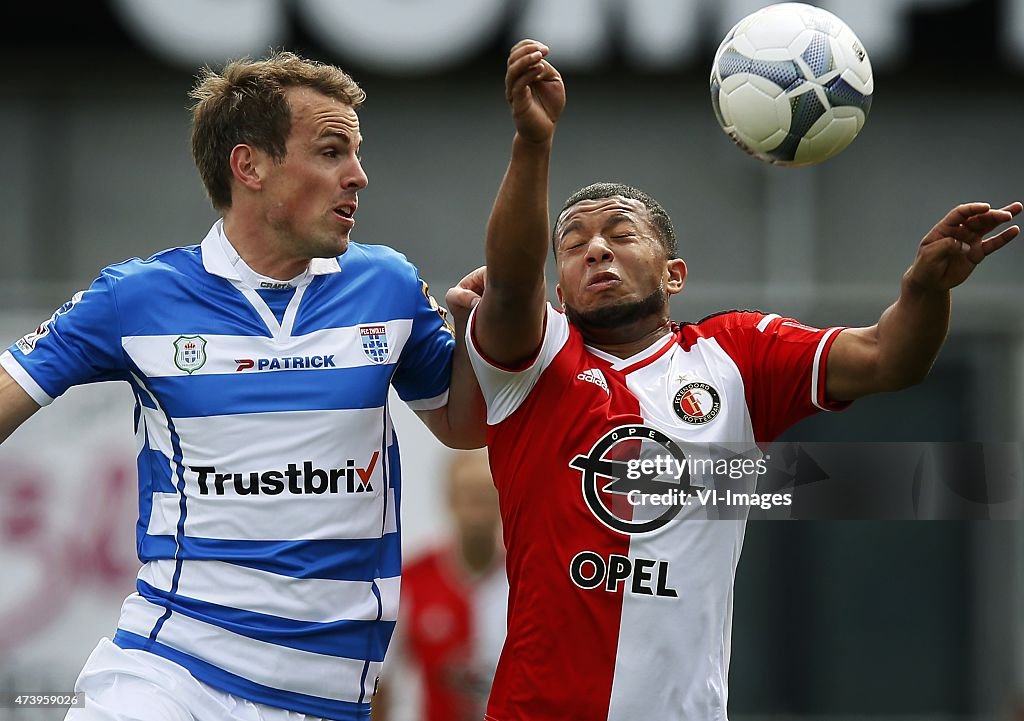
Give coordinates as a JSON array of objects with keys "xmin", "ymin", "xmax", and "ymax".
[
  {"xmin": 901, "ymin": 268, "xmax": 949, "ymax": 300},
  {"xmin": 513, "ymin": 131, "xmax": 554, "ymax": 152}
]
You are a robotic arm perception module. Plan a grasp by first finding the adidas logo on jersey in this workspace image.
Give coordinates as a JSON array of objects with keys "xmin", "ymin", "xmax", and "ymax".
[
  {"xmin": 191, "ymin": 453, "xmax": 379, "ymax": 496},
  {"xmin": 577, "ymin": 368, "xmax": 609, "ymax": 394}
]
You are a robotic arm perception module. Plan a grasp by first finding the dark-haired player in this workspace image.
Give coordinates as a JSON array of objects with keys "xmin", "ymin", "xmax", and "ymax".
[{"xmin": 462, "ymin": 39, "xmax": 1020, "ymax": 720}]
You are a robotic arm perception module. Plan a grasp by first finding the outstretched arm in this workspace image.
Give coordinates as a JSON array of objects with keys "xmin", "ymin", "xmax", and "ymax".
[
  {"xmin": 827, "ymin": 201, "xmax": 1021, "ymax": 401},
  {"xmin": 473, "ymin": 39, "xmax": 566, "ymax": 367},
  {"xmin": 0, "ymin": 366, "xmax": 41, "ymax": 443}
]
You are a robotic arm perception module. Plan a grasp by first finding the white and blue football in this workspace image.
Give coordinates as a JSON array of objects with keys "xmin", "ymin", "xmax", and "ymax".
[{"xmin": 710, "ymin": 3, "xmax": 873, "ymax": 166}]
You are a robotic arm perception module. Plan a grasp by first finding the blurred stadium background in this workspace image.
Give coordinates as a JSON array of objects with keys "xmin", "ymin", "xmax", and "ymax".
[{"xmin": 1, "ymin": 0, "xmax": 1022, "ymax": 719}]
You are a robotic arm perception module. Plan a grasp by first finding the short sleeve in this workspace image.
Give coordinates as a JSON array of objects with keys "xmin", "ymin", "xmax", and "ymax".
[
  {"xmin": 465, "ymin": 303, "xmax": 570, "ymax": 426},
  {"xmin": 391, "ymin": 274, "xmax": 455, "ymax": 411},
  {"xmin": 706, "ymin": 311, "xmax": 848, "ymax": 443},
  {"xmin": 2, "ymin": 272, "xmax": 126, "ymax": 405}
]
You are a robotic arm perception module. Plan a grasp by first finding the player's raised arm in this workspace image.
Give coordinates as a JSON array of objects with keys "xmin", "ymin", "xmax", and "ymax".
[
  {"xmin": 0, "ymin": 366, "xmax": 41, "ymax": 443},
  {"xmin": 826, "ymin": 201, "xmax": 1022, "ymax": 401},
  {"xmin": 473, "ymin": 40, "xmax": 566, "ymax": 367}
]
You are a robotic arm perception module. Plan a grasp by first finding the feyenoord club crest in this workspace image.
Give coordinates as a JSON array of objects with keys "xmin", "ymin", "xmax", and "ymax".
[
  {"xmin": 673, "ymin": 382, "xmax": 721, "ymax": 425},
  {"xmin": 173, "ymin": 335, "xmax": 208, "ymax": 375},
  {"xmin": 359, "ymin": 325, "xmax": 391, "ymax": 364}
]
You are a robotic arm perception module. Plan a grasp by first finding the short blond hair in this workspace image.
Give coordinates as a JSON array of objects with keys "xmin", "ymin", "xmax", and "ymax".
[{"xmin": 189, "ymin": 51, "xmax": 365, "ymax": 210}]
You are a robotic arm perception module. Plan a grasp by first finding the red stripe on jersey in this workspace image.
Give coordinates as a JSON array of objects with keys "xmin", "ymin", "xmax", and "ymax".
[{"xmin": 485, "ymin": 329, "xmax": 640, "ymax": 721}]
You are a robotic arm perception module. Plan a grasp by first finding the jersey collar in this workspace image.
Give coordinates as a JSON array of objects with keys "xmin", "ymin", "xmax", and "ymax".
[
  {"xmin": 585, "ymin": 331, "xmax": 675, "ymax": 373},
  {"xmin": 200, "ymin": 219, "xmax": 343, "ymax": 289}
]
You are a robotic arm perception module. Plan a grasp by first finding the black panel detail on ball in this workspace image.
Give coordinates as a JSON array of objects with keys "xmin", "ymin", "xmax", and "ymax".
[
  {"xmin": 716, "ymin": 49, "xmax": 751, "ymax": 79},
  {"xmin": 765, "ymin": 91, "xmax": 827, "ymax": 163},
  {"xmin": 789, "ymin": 91, "xmax": 827, "ymax": 138},
  {"xmin": 767, "ymin": 133, "xmax": 800, "ymax": 163},
  {"xmin": 825, "ymin": 76, "xmax": 872, "ymax": 114},
  {"xmin": 746, "ymin": 59, "xmax": 802, "ymax": 90},
  {"xmin": 800, "ymin": 33, "xmax": 833, "ymax": 78}
]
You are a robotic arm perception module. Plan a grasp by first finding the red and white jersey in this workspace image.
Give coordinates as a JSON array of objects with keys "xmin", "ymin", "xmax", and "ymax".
[
  {"xmin": 467, "ymin": 305, "xmax": 848, "ymax": 721},
  {"xmin": 390, "ymin": 545, "xmax": 508, "ymax": 721}
]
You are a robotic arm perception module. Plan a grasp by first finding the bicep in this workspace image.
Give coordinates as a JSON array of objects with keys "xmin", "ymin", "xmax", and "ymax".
[
  {"xmin": 824, "ymin": 326, "xmax": 882, "ymax": 402},
  {"xmin": 0, "ymin": 366, "xmax": 41, "ymax": 443}
]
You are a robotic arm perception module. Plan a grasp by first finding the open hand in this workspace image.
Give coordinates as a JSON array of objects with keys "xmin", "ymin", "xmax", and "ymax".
[{"xmin": 907, "ymin": 201, "xmax": 1022, "ymax": 291}]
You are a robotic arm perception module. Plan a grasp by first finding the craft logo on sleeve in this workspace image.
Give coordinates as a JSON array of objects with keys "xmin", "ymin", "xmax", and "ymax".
[
  {"xmin": 421, "ymin": 280, "xmax": 455, "ymax": 335},
  {"xmin": 16, "ymin": 291, "xmax": 85, "ymax": 355},
  {"xmin": 359, "ymin": 324, "xmax": 391, "ymax": 364}
]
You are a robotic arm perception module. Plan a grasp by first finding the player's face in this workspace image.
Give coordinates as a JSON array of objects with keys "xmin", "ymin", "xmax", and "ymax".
[
  {"xmin": 554, "ymin": 197, "xmax": 678, "ymax": 322},
  {"xmin": 261, "ymin": 87, "xmax": 368, "ymax": 259}
]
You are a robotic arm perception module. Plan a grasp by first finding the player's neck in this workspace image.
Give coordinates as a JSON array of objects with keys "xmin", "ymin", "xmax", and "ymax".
[
  {"xmin": 223, "ymin": 214, "xmax": 311, "ymax": 281},
  {"xmin": 582, "ymin": 320, "xmax": 672, "ymax": 360}
]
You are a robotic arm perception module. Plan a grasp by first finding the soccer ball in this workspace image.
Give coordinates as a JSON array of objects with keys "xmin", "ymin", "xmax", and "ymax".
[{"xmin": 710, "ymin": 3, "xmax": 873, "ymax": 166}]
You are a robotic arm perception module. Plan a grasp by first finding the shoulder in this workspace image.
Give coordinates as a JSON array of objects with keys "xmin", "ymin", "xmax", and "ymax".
[
  {"xmin": 674, "ymin": 309, "xmax": 773, "ymax": 347},
  {"xmin": 340, "ymin": 242, "xmax": 420, "ymax": 281},
  {"xmin": 686, "ymin": 309, "xmax": 772, "ymax": 334},
  {"xmin": 100, "ymin": 245, "xmax": 204, "ymax": 288}
]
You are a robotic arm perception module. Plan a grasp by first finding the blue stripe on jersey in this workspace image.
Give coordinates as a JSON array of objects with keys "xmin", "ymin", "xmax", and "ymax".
[
  {"xmin": 137, "ymin": 581, "xmax": 395, "ymax": 661},
  {"xmin": 140, "ymin": 446, "xmax": 176, "ymax": 494},
  {"xmin": 148, "ymin": 414, "xmax": 190, "ymax": 643},
  {"xmin": 294, "ymin": 247, "xmax": 420, "ymax": 334},
  {"xmin": 358, "ymin": 582, "xmax": 386, "ymax": 704},
  {"xmin": 138, "ymin": 535, "xmax": 402, "ymax": 581},
  {"xmin": 386, "ymin": 440, "xmax": 402, "ymax": 535},
  {"xmin": 136, "ymin": 444, "xmax": 176, "ymax": 559},
  {"xmin": 110, "ymin": 248, "xmax": 421, "ymax": 338},
  {"xmin": 146, "ymin": 364, "xmax": 395, "ymax": 418},
  {"xmin": 112, "ymin": 631, "xmax": 371, "ymax": 721}
]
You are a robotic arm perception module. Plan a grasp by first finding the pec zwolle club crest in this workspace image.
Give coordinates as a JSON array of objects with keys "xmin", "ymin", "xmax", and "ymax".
[
  {"xmin": 174, "ymin": 335, "xmax": 207, "ymax": 374},
  {"xmin": 359, "ymin": 325, "xmax": 391, "ymax": 364},
  {"xmin": 569, "ymin": 425, "xmax": 704, "ymax": 535}
]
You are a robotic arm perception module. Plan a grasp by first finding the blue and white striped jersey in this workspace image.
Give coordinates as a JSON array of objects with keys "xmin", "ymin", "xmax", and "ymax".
[{"xmin": 1, "ymin": 221, "xmax": 455, "ymax": 721}]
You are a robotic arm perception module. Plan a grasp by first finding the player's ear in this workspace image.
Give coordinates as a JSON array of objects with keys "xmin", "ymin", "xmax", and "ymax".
[
  {"xmin": 665, "ymin": 258, "xmax": 686, "ymax": 295},
  {"xmin": 229, "ymin": 144, "xmax": 266, "ymax": 193},
  {"xmin": 555, "ymin": 285, "xmax": 565, "ymax": 308}
]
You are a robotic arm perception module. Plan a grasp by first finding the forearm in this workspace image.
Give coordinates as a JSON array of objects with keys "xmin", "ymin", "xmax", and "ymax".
[
  {"xmin": 473, "ymin": 134, "xmax": 553, "ymax": 366},
  {"xmin": 0, "ymin": 366, "xmax": 41, "ymax": 443},
  {"xmin": 485, "ymin": 134, "xmax": 553, "ymax": 297},
  {"xmin": 873, "ymin": 271, "xmax": 951, "ymax": 388},
  {"xmin": 440, "ymin": 312, "xmax": 487, "ymax": 449}
]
